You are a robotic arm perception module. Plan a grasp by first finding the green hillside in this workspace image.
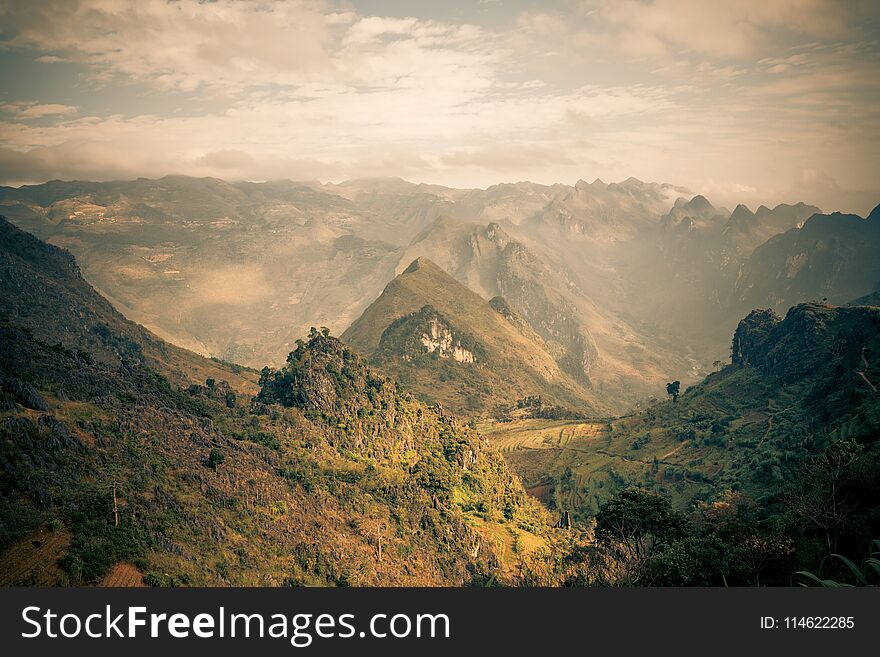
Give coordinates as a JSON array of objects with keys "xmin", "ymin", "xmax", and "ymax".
[
  {"xmin": 483, "ymin": 302, "xmax": 880, "ymax": 583},
  {"xmin": 341, "ymin": 257, "xmax": 608, "ymax": 417},
  {"xmin": 0, "ymin": 218, "xmax": 550, "ymax": 586}
]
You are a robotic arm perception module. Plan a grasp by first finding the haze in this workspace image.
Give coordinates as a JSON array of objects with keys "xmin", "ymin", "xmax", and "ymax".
[{"xmin": 1, "ymin": 0, "xmax": 879, "ymax": 214}]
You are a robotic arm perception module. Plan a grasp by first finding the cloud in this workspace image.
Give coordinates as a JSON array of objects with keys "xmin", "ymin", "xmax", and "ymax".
[
  {"xmin": 588, "ymin": 0, "xmax": 862, "ymax": 59},
  {"xmin": 0, "ymin": 0, "xmax": 876, "ymax": 213},
  {"xmin": 441, "ymin": 144, "xmax": 579, "ymax": 170},
  {"xmin": 0, "ymin": 0, "xmax": 339, "ymax": 92},
  {"xmin": 0, "ymin": 102, "xmax": 78, "ymax": 119}
]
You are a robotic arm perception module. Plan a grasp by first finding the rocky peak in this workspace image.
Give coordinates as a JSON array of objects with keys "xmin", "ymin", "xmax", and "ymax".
[{"xmin": 729, "ymin": 204, "xmax": 755, "ymax": 224}]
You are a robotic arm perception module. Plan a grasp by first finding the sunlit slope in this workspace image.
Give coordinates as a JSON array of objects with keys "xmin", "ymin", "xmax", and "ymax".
[
  {"xmin": 484, "ymin": 302, "xmax": 880, "ymax": 517},
  {"xmin": 0, "ymin": 219, "xmax": 551, "ymax": 586},
  {"xmin": 342, "ymin": 257, "xmax": 609, "ymax": 416}
]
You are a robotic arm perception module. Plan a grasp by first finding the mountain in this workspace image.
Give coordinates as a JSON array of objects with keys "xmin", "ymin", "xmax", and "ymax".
[
  {"xmin": 733, "ymin": 206, "xmax": 880, "ymax": 317},
  {"xmin": 723, "ymin": 202, "xmax": 819, "ymax": 252},
  {"xmin": 0, "ymin": 218, "xmax": 550, "ymax": 585},
  {"xmin": 483, "ymin": 301, "xmax": 880, "ymax": 583},
  {"xmin": 395, "ymin": 218, "xmax": 697, "ymax": 408},
  {"xmin": 341, "ymin": 257, "xmax": 609, "ymax": 417},
  {"xmin": 848, "ymin": 288, "xmax": 880, "ymax": 307},
  {"xmin": 485, "ymin": 301, "xmax": 880, "ymax": 514},
  {"xmin": 1, "ymin": 175, "xmax": 870, "ymax": 411},
  {"xmin": 524, "ymin": 177, "xmax": 687, "ymax": 243},
  {"xmin": 631, "ymin": 198, "xmax": 823, "ymax": 358},
  {"xmin": 0, "ymin": 214, "xmax": 257, "ymax": 393},
  {"xmin": 660, "ymin": 194, "xmax": 729, "ymax": 232},
  {"xmin": 0, "ymin": 176, "xmax": 406, "ymax": 367}
]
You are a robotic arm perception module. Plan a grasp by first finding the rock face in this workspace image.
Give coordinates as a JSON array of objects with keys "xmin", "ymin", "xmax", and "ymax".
[
  {"xmin": 731, "ymin": 302, "xmax": 880, "ymax": 385},
  {"xmin": 494, "ymin": 241, "xmax": 598, "ymax": 382},
  {"xmin": 731, "ymin": 309, "xmax": 781, "ymax": 366},
  {"xmin": 378, "ymin": 305, "xmax": 479, "ymax": 364},
  {"xmin": 420, "ymin": 317, "xmax": 476, "ymax": 363},
  {"xmin": 733, "ymin": 207, "xmax": 880, "ymax": 317}
]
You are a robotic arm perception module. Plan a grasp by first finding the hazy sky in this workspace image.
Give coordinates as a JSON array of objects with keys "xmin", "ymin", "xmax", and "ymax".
[{"xmin": 1, "ymin": 0, "xmax": 878, "ymax": 213}]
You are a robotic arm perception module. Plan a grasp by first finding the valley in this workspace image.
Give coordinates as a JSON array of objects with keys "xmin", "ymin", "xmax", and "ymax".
[
  {"xmin": 6, "ymin": 176, "xmax": 870, "ymax": 414},
  {"xmin": 1, "ymin": 178, "xmax": 878, "ymax": 588}
]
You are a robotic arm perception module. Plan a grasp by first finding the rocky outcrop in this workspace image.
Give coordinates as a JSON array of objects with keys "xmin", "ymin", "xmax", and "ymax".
[
  {"xmin": 0, "ymin": 377, "xmax": 49, "ymax": 411},
  {"xmin": 731, "ymin": 309, "xmax": 781, "ymax": 366},
  {"xmin": 732, "ymin": 303, "xmax": 880, "ymax": 386},
  {"xmin": 377, "ymin": 305, "xmax": 483, "ymax": 365},
  {"xmin": 419, "ymin": 317, "xmax": 476, "ymax": 363}
]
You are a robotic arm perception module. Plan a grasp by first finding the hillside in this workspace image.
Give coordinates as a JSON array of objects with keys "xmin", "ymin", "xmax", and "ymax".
[
  {"xmin": 483, "ymin": 302, "xmax": 880, "ymax": 531},
  {"xmin": 396, "ymin": 219, "xmax": 696, "ymax": 407},
  {"xmin": 342, "ymin": 257, "xmax": 609, "ymax": 417},
  {"xmin": 0, "ymin": 218, "xmax": 551, "ymax": 586},
  {"xmin": 0, "ymin": 217, "xmax": 257, "ymax": 394},
  {"xmin": 0, "ymin": 177, "xmax": 404, "ymax": 366}
]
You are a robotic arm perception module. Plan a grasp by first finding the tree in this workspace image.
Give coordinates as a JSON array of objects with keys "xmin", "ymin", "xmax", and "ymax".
[
  {"xmin": 788, "ymin": 440, "xmax": 864, "ymax": 557},
  {"xmin": 594, "ymin": 488, "xmax": 689, "ymax": 583},
  {"xmin": 208, "ymin": 448, "xmax": 225, "ymax": 470},
  {"xmin": 666, "ymin": 380, "xmax": 681, "ymax": 402}
]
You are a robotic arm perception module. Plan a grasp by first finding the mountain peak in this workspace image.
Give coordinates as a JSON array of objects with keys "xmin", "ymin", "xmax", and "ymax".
[
  {"xmin": 402, "ymin": 256, "xmax": 445, "ymax": 276},
  {"xmin": 341, "ymin": 259, "xmax": 604, "ymax": 416},
  {"xmin": 403, "ymin": 257, "xmax": 425, "ymax": 274},
  {"xmin": 688, "ymin": 194, "xmax": 713, "ymax": 212},
  {"xmin": 729, "ymin": 203, "xmax": 754, "ymax": 222}
]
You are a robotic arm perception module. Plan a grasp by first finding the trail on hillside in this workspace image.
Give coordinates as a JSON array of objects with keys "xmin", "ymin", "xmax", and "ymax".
[
  {"xmin": 660, "ymin": 443, "xmax": 686, "ymax": 460},
  {"xmin": 758, "ymin": 415, "xmax": 774, "ymax": 447},
  {"xmin": 857, "ymin": 346, "xmax": 877, "ymax": 392}
]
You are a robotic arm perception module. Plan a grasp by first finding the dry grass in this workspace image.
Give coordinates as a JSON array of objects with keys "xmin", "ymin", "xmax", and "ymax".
[{"xmin": 0, "ymin": 528, "xmax": 71, "ymax": 586}]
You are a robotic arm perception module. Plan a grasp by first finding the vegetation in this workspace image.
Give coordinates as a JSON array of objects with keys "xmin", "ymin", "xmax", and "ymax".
[
  {"xmin": 0, "ymin": 218, "xmax": 550, "ymax": 586},
  {"xmin": 341, "ymin": 257, "xmax": 608, "ymax": 417},
  {"xmin": 1, "ymin": 215, "xmax": 878, "ymax": 588},
  {"xmin": 484, "ymin": 302, "xmax": 880, "ymax": 584}
]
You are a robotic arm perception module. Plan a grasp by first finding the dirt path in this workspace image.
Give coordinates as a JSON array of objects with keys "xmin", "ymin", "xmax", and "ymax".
[
  {"xmin": 857, "ymin": 371, "xmax": 877, "ymax": 392},
  {"xmin": 660, "ymin": 443, "xmax": 686, "ymax": 460},
  {"xmin": 596, "ymin": 448, "xmax": 676, "ymax": 468},
  {"xmin": 857, "ymin": 347, "xmax": 877, "ymax": 392},
  {"xmin": 594, "ymin": 449, "xmax": 709, "ymax": 484}
]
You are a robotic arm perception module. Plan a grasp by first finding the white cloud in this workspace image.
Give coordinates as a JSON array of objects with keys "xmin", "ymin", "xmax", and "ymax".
[
  {"xmin": 0, "ymin": 0, "xmax": 876, "ymax": 213},
  {"xmin": 0, "ymin": 0, "xmax": 340, "ymax": 92},
  {"xmin": 0, "ymin": 102, "xmax": 79, "ymax": 119},
  {"xmin": 588, "ymin": 0, "xmax": 858, "ymax": 59}
]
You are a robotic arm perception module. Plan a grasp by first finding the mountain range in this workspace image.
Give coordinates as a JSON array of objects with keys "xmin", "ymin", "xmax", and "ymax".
[
  {"xmin": 0, "ymin": 173, "xmax": 878, "ymax": 586},
  {"xmin": 4, "ymin": 176, "xmax": 875, "ymax": 415}
]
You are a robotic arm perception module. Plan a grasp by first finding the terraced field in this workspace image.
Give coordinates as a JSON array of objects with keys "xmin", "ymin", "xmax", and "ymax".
[
  {"xmin": 481, "ymin": 419, "xmax": 610, "ymax": 453},
  {"xmin": 100, "ymin": 562, "xmax": 145, "ymax": 587},
  {"xmin": 0, "ymin": 528, "xmax": 70, "ymax": 585},
  {"xmin": 481, "ymin": 415, "xmax": 720, "ymax": 518},
  {"xmin": 481, "ymin": 418, "xmax": 611, "ymax": 489}
]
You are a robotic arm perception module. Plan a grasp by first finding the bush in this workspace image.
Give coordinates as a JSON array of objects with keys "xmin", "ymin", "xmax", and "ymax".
[{"xmin": 208, "ymin": 448, "xmax": 225, "ymax": 469}]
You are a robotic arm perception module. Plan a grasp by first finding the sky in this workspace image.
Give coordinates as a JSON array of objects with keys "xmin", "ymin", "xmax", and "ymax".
[{"xmin": 0, "ymin": 0, "xmax": 878, "ymax": 214}]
